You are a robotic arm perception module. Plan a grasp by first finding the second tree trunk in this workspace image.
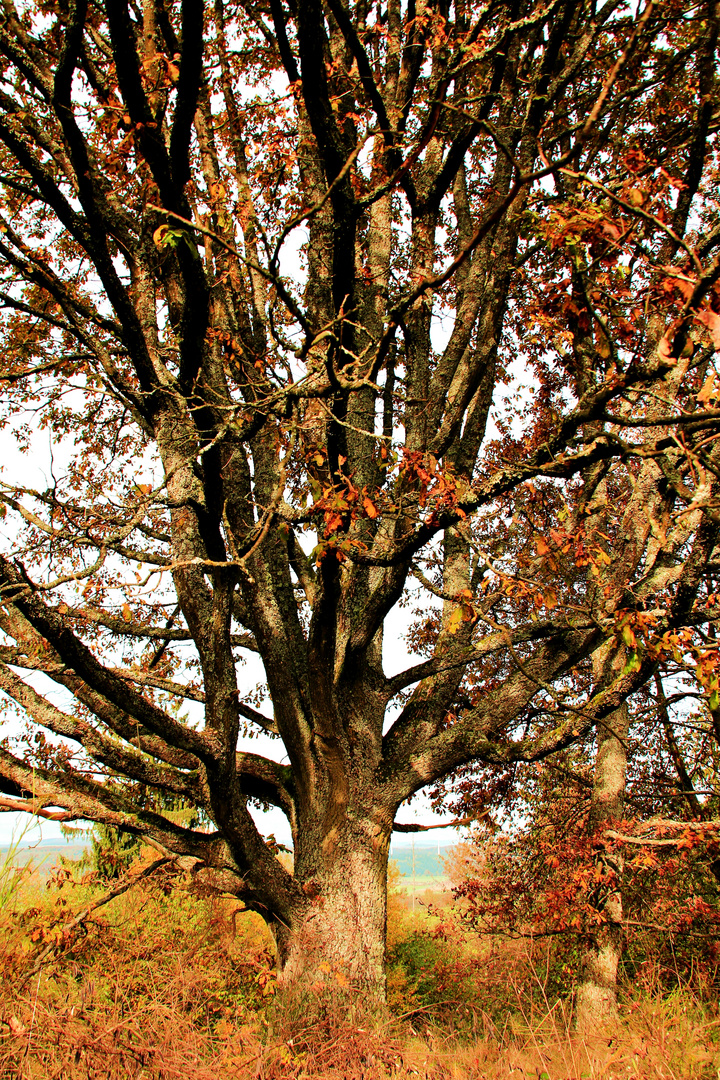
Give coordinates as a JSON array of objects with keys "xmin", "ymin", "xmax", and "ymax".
[{"xmin": 575, "ymin": 703, "xmax": 629, "ymax": 1032}]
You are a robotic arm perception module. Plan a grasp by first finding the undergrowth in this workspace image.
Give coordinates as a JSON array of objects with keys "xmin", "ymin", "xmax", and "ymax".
[{"xmin": 0, "ymin": 848, "xmax": 718, "ymax": 1078}]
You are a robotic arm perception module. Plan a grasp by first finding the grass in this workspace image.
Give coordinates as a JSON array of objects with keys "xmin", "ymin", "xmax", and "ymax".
[{"xmin": 0, "ymin": 847, "xmax": 718, "ymax": 1078}]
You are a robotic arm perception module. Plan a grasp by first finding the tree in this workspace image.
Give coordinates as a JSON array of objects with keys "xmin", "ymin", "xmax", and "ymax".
[
  {"xmin": 448, "ymin": 684, "xmax": 720, "ymax": 1025},
  {"xmin": 0, "ymin": 0, "xmax": 718, "ymax": 1006}
]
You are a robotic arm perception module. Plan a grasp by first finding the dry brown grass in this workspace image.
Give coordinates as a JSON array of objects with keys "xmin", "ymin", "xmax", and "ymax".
[
  {"xmin": 0, "ymin": 850, "xmax": 718, "ymax": 1079},
  {"xmin": 0, "ymin": 852, "xmax": 272, "ymax": 1078}
]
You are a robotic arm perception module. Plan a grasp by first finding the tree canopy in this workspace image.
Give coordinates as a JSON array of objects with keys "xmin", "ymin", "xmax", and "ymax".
[{"xmin": 0, "ymin": 0, "xmax": 718, "ymax": 998}]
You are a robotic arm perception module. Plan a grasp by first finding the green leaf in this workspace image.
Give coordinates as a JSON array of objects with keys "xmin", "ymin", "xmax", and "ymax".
[
  {"xmin": 621, "ymin": 650, "xmax": 641, "ymax": 676},
  {"xmin": 154, "ymin": 225, "xmax": 196, "ymax": 253}
]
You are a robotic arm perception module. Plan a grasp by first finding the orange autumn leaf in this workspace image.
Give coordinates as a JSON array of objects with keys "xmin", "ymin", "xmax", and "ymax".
[{"xmin": 363, "ymin": 495, "xmax": 379, "ymax": 519}]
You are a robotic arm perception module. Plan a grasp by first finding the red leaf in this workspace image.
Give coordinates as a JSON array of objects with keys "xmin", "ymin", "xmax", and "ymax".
[{"xmin": 696, "ymin": 309, "xmax": 720, "ymax": 349}]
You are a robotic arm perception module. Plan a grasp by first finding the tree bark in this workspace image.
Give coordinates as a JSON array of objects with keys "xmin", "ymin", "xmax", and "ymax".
[
  {"xmin": 276, "ymin": 825, "xmax": 390, "ymax": 1008},
  {"xmin": 575, "ymin": 702, "xmax": 629, "ymax": 1032}
]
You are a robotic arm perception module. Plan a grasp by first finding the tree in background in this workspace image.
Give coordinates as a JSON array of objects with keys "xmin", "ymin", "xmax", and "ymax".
[
  {"xmin": 444, "ymin": 681, "xmax": 720, "ymax": 1027},
  {"xmin": 0, "ymin": 0, "xmax": 718, "ymax": 1007}
]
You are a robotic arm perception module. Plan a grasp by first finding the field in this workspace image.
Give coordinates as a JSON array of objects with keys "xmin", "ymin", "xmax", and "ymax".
[
  {"xmin": 388, "ymin": 847, "xmax": 450, "ymax": 904},
  {"xmin": 0, "ymin": 843, "xmax": 718, "ymax": 1079}
]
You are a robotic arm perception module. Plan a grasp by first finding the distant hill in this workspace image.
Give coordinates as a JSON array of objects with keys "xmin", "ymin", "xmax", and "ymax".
[
  {"xmin": 0, "ymin": 842, "xmax": 89, "ymax": 871},
  {"xmin": 389, "ymin": 844, "xmax": 451, "ymax": 881}
]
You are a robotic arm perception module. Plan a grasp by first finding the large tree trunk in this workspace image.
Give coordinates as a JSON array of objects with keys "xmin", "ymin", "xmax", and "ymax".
[
  {"xmin": 575, "ymin": 703, "xmax": 629, "ymax": 1032},
  {"xmin": 274, "ymin": 824, "xmax": 390, "ymax": 1008}
]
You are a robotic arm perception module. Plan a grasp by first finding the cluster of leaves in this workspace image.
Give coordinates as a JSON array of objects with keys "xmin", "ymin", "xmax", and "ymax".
[{"xmin": 449, "ymin": 732, "xmax": 720, "ymax": 994}]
